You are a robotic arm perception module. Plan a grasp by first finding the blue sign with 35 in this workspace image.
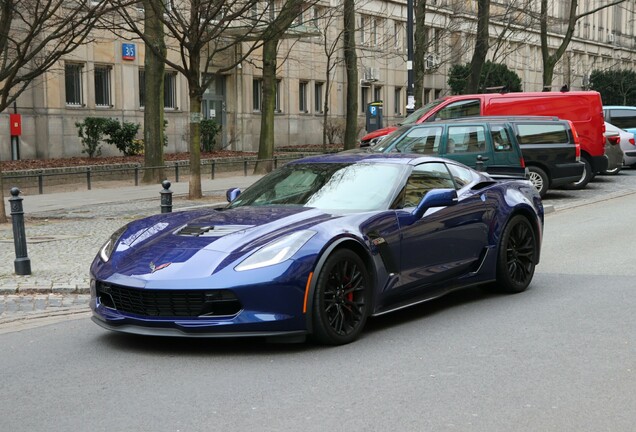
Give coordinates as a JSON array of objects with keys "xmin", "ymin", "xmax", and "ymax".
[{"xmin": 122, "ymin": 43, "xmax": 136, "ymax": 61}]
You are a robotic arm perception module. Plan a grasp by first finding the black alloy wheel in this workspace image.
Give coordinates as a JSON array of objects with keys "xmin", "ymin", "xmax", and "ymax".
[
  {"xmin": 312, "ymin": 249, "xmax": 370, "ymax": 345},
  {"xmin": 495, "ymin": 215, "xmax": 537, "ymax": 293}
]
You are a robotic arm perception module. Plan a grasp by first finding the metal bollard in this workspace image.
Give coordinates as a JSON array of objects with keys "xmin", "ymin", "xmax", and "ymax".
[
  {"xmin": 160, "ymin": 180, "xmax": 173, "ymax": 213},
  {"xmin": 86, "ymin": 167, "xmax": 92, "ymax": 190},
  {"xmin": 134, "ymin": 165, "xmax": 140, "ymax": 186},
  {"xmin": 9, "ymin": 188, "xmax": 31, "ymax": 275}
]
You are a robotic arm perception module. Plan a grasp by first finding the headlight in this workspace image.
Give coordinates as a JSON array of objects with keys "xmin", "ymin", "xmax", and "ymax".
[
  {"xmin": 235, "ymin": 230, "xmax": 316, "ymax": 271},
  {"xmin": 99, "ymin": 225, "xmax": 128, "ymax": 263}
]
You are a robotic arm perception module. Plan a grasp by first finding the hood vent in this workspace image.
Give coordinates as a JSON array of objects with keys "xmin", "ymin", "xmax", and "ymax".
[{"xmin": 177, "ymin": 224, "xmax": 253, "ymax": 237}]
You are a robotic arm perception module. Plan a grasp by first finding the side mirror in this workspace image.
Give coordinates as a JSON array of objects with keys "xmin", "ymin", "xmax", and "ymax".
[
  {"xmin": 226, "ymin": 188, "xmax": 241, "ymax": 202},
  {"xmin": 412, "ymin": 188, "xmax": 458, "ymax": 219}
]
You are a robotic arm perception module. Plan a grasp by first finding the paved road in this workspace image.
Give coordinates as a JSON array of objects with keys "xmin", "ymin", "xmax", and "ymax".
[
  {"xmin": 1, "ymin": 169, "xmax": 636, "ymax": 322},
  {"xmin": 0, "ymin": 190, "xmax": 634, "ymax": 431}
]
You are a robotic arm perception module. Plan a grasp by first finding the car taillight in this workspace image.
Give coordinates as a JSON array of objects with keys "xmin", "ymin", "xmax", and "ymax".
[
  {"xmin": 630, "ymin": 138, "xmax": 635, "ymax": 146},
  {"xmin": 608, "ymin": 135, "xmax": 620, "ymax": 145},
  {"xmin": 567, "ymin": 120, "xmax": 582, "ymax": 161},
  {"xmin": 520, "ymin": 156, "xmax": 526, "ymax": 168},
  {"xmin": 575, "ymin": 142, "xmax": 581, "ymax": 161}
]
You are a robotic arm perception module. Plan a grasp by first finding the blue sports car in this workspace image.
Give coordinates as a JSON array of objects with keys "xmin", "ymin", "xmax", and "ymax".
[{"xmin": 90, "ymin": 153, "xmax": 543, "ymax": 345}]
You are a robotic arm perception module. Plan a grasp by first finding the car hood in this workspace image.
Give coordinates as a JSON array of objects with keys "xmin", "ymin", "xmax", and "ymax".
[{"xmin": 101, "ymin": 206, "xmax": 342, "ymax": 280}]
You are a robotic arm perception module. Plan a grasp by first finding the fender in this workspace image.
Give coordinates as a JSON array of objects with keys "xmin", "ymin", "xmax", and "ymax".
[{"xmin": 304, "ymin": 236, "xmax": 374, "ymax": 335}]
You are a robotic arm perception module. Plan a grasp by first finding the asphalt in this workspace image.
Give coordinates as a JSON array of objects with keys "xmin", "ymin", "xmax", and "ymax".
[{"xmin": 0, "ymin": 173, "xmax": 263, "ymax": 324}]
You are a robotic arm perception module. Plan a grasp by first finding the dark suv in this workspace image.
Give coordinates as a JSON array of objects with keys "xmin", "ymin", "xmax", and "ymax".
[
  {"xmin": 508, "ymin": 118, "xmax": 584, "ymax": 196},
  {"xmin": 368, "ymin": 116, "xmax": 583, "ymax": 197}
]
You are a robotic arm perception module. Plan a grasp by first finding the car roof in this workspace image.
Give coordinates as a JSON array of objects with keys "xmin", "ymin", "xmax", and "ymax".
[{"xmin": 287, "ymin": 151, "xmax": 451, "ymax": 167}]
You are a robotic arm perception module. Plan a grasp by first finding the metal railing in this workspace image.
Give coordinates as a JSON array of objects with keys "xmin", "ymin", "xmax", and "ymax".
[{"xmin": 2, "ymin": 155, "xmax": 306, "ymax": 195}]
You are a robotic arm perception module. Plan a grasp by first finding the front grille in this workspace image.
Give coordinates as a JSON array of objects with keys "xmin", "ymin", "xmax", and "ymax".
[{"xmin": 96, "ymin": 282, "xmax": 242, "ymax": 318}]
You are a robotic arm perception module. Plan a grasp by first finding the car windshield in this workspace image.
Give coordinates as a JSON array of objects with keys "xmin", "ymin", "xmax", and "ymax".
[
  {"xmin": 227, "ymin": 162, "xmax": 406, "ymax": 211},
  {"xmin": 369, "ymin": 125, "xmax": 413, "ymax": 152},
  {"xmin": 398, "ymin": 99, "xmax": 444, "ymax": 126}
]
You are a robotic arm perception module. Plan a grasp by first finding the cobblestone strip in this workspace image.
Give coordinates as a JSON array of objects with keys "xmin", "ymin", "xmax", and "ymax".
[{"xmin": 0, "ymin": 294, "xmax": 91, "ymax": 318}]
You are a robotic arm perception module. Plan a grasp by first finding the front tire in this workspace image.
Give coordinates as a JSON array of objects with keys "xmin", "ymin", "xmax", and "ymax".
[
  {"xmin": 312, "ymin": 249, "xmax": 370, "ymax": 345},
  {"xmin": 495, "ymin": 215, "xmax": 537, "ymax": 293}
]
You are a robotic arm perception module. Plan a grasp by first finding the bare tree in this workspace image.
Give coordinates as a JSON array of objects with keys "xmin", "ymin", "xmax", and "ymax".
[
  {"xmin": 343, "ymin": 0, "xmax": 358, "ymax": 150},
  {"xmin": 115, "ymin": 0, "xmax": 266, "ymax": 199},
  {"xmin": 315, "ymin": 5, "xmax": 345, "ymax": 148},
  {"xmin": 254, "ymin": 0, "xmax": 309, "ymax": 174},
  {"xmin": 539, "ymin": 0, "xmax": 627, "ymax": 89},
  {"xmin": 465, "ymin": 0, "xmax": 490, "ymax": 94},
  {"xmin": 141, "ymin": 0, "xmax": 166, "ymax": 183},
  {"xmin": 0, "ymin": 0, "xmax": 119, "ymax": 224}
]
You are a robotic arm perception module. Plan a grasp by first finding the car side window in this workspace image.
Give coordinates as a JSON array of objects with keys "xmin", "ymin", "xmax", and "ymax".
[
  {"xmin": 434, "ymin": 99, "xmax": 481, "ymax": 120},
  {"xmin": 398, "ymin": 162, "xmax": 455, "ymax": 208},
  {"xmin": 516, "ymin": 123, "xmax": 568, "ymax": 144},
  {"xmin": 491, "ymin": 124, "xmax": 513, "ymax": 151},
  {"xmin": 446, "ymin": 163, "xmax": 477, "ymax": 189},
  {"xmin": 447, "ymin": 125, "xmax": 487, "ymax": 154},
  {"xmin": 608, "ymin": 109, "xmax": 636, "ymax": 130},
  {"xmin": 395, "ymin": 126, "xmax": 443, "ymax": 154}
]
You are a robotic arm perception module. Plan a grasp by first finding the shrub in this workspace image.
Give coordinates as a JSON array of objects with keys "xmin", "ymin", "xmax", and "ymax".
[
  {"xmin": 323, "ymin": 117, "xmax": 346, "ymax": 144},
  {"xmin": 448, "ymin": 61, "xmax": 522, "ymax": 95},
  {"xmin": 103, "ymin": 119, "xmax": 142, "ymax": 156},
  {"xmin": 76, "ymin": 117, "xmax": 109, "ymax": 158},
  {"xmin": 200, "ymin": 118, "xmax": 222, "ymax": 152}
]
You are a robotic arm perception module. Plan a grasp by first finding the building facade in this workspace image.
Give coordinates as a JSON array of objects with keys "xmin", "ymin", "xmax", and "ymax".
[{"xmin": 1, "ymin": 0, "xmax": 635, "ymax": 160}]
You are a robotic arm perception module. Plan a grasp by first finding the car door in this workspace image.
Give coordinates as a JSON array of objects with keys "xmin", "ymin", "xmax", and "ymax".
[
  {"xmin": 395, "ymin": 162, "xmax": 491, "ymax": 295},
  {"xmin": 441, "ymin": 124, "xmax": 491, "ymax": 171}
]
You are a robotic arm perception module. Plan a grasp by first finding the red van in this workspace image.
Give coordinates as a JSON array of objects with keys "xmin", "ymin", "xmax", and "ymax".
[{"xmin": 361, "ymin": 91, "xmax": 606, "ymax": 188}]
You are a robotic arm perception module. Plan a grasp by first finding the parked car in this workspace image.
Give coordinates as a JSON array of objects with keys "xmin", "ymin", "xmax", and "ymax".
[
  {"xmin": 365, "ymin": 117, "xmax": 583, "ymax": 197},
  {"xmin": 367, "ymin": 119, "xmax": 527, "ymax": 179},
  {"xmin": 90, "ymin": 153, "xmax": 543, "ymax": 345},
  {"xmin": 604, "ymin": 121, "xmax": 636, "ymax": 168},
  {"xmin": 602, "ymin": 124, "xmax": 625, "ymax": 175},
  {"xmin": 603, "ymin": 106, "xmax": 636, "ymax": 135},
  {"xmin": 361, "ymin": 90, "xmax": 607, "ymax": 188}
]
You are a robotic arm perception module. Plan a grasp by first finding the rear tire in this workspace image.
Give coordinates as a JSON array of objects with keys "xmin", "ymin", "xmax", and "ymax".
[
  {"xmin": 602, "ymin": 166, "xmax": 621, "ymax": 175},
  {"xmin": 312, "ymin": 249, "xmax": 370, "ymax": 345},
  {"xmin": 494, "ymin": 215, "xmax": 537, "ymax": 293},
  {"xmin": 527, "ymin": 166, "xmax": 549, "ymax": 198},
  {"xmin": 561, "ymin": 157, "xmax": 592, "ymax": 190}
]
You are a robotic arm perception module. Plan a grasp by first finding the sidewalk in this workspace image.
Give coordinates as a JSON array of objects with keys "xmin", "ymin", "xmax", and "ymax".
[{"xmin": 0, "ymin": 173, "xmax": 263, "ymax": 322}]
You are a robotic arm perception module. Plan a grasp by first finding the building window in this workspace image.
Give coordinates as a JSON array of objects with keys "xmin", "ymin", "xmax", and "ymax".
[
  {"xmin": 315, "ymin": 82, "xmax": 324, "ymax": 113},
  {"xmin": 94, "ymin": 65, "xmax": 112, "ymax": 107},
  {"xmin": 394, "ymin": 87, "xmax": 402, "ymax": 115},
  {"xmin": 374, "ymin": 86, "xmax": 382, "ymax": 102},
  {"xmin": 164, "ymin": 71, "xmax": 177, "ymax": 109},
  {"xmin": 299, "ymin": 81, "xmax": 308, "ymax": 113},
  {"xmin": 139, "ymin": 69, "xmax": 145, "ymax": 107},
  {"xmin": 253, "ymin": 79, "xmax": 262, "ymax": 111},
  {"xmin": 275, "ymin": 79, "xmax": 282, "ymax": 112},
  {"xmin": 65, "ymin": 63, "xmax": 83, "ymax": 106},
  {"xmin": 361, "ymin": 86, "xmax": 369, "ymax": 112}
]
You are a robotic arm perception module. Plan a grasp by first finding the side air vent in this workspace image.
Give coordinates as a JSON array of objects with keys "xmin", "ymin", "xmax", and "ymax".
[{"xmin": 177, "ymin": 224, "xmax": 253, "ymax": 237}]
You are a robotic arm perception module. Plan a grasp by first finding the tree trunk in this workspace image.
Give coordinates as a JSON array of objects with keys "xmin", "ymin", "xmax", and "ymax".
[
  {"xmin": 188, "ymin": 92, "xmax": 203, "ymax": 199},
  {"xmin": 413, "ymin": 0, "xmax": 427, "ymax": 109},
  {"xmin": 254, "ymin": 38, "xmax": 278, "ymax": 174},
  {"xmin": 465, "ymin": 0, "xmax": 490, "ymax": 94},
  {"xmin": 142, "ymin": 0, "xmax": 166, "ymax": 184},
  {"xmin": 343, "ymin": 0, "xmax": 358, "ymax": 150}
]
